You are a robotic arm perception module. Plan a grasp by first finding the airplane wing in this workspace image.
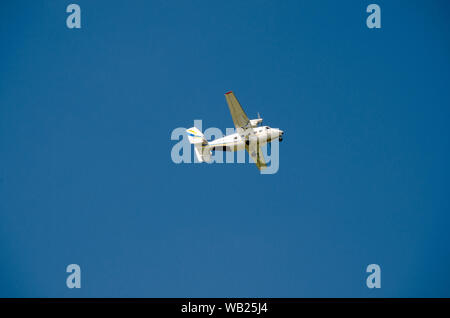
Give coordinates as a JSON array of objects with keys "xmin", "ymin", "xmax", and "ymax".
[
  {"xmin": 245, "ymin": 141, "xmax": 267, "ymax": 171},
  {"xmin": 225, "ymin": 91, "xmax": 250, "ymax": 129}
]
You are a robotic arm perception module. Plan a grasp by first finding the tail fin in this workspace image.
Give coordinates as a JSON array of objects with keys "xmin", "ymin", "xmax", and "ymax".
[{"xmin": 186, "ymin": 127, "xmax": 210, "ymax": 162}]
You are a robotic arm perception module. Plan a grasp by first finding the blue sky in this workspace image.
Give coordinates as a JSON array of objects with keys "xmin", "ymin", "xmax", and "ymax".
[{"xmin": 1, "ymin": 0, "xmax": 449, "ymax": 297}]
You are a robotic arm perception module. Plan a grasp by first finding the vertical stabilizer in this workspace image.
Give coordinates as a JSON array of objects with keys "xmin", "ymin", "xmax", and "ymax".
[{"xmin": 186, "ymin": 127, "xmax": 210, "ymax": 162}]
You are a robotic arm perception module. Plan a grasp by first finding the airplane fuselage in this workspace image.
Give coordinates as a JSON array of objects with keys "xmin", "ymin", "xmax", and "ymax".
[{"xmin": 208, "ymin": 126, "xmax": 284, "ymax": 152}]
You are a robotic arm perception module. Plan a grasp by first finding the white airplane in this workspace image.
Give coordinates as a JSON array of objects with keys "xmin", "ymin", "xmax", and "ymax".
[{"xmin": 186, "ymin": 91, "xmax": 284, "ymax": 170}]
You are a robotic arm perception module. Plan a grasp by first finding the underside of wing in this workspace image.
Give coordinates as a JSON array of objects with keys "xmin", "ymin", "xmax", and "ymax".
[
  {"xmin": 245, "ymin": 142, "xmax": 267, "ymax": 171},
  {"xmin": 225, "ymin": 91, "xmax": 250, "ymax": 129}
]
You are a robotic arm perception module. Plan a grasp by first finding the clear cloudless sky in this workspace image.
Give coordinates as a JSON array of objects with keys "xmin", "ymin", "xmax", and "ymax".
[{"xmin": 1, "ymin": 0, "xmax": 450, "ymax": 297}]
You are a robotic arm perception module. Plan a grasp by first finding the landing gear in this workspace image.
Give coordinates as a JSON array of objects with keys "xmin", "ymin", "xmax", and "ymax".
[{"xmin": 279, "ymin": 137, "xmax": 283, "ymax": 142}]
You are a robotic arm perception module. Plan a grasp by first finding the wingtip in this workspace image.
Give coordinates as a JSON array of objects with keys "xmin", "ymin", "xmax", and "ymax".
[{"xmin": 225, "ymin": 91, "xmax": 233, "ymax": 95}]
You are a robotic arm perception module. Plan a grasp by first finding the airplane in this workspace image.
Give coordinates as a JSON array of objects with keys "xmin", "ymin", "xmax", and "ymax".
[{"xmin": 186, "ymin": 91, "xmax": 284, "ymax": 171}]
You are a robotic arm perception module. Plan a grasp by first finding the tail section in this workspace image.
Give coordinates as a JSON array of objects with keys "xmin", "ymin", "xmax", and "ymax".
[{"xmin": 186, "ymin": 127, "xmax": 211, "ymax": 162}]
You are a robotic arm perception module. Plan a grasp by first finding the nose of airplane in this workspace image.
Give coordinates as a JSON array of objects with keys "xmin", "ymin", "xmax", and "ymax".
[{"xmin": 278, "ymin": 129, "xmax": 284, "ymax": 142}]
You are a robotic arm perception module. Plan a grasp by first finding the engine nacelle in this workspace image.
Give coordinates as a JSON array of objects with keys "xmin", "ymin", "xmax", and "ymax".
[{"xmin": 249, "ymin": 118, "xmax": 263, "ymax": 127}]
